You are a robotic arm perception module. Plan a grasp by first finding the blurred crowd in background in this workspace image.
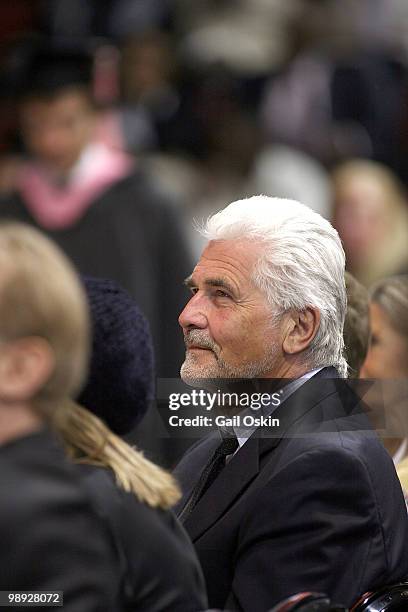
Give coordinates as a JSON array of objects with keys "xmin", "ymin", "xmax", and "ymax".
[
  {"xmin": 1, "ymin": 0, "xmax": 408, "ymax": 466},
  {"xmin": 1, "ymin": 0, "xmax": 408, "ymax": 268}
]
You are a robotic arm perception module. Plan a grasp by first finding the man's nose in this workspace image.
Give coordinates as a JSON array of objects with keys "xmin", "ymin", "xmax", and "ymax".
[{"xmin": 179, "ymin": 294, "xmax": 208, "ymax": 330}]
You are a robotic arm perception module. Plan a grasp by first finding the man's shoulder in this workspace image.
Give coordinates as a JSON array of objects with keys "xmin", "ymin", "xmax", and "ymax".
[
  {"xmin": 271, "ymin": 389, "xmax": 392, "ymax": 483},
  {"xmin": 274, "ymin": 427, "xmax": 390, "ymax": 475},
  {"xmin": 253, "ymin": 423, "xmax": 401, "ymax": 526}
]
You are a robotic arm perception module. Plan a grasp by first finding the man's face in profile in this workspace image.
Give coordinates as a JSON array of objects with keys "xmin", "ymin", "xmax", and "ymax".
[{"xmin": 179, "ymin": 239, "xmax": 285, "ymax": 381}]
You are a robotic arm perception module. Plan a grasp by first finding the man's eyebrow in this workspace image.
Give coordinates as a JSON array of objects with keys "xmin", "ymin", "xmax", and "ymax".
[
  {"xmin": 184, "ymin": 275, "xmax": 236, "ymax": 296},
  {"xmin": 184, "ymin": 276, "xmax": 195, "ymax": 288},
  {"xmin": 206, "ymin": 277, "xmax": 236, "ymax": 295}
]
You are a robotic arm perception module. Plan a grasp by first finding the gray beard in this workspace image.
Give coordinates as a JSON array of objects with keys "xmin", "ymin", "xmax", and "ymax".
[{"xmin": 180, "ymin": 342, "xmax": 279, "ymax": 385}]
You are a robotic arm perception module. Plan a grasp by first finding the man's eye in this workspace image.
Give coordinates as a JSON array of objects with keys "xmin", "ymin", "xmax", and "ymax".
[
  {"xmin": 214, "ymin": 290, "xmax": 230, "ymax": 298},
  {"xmin": 189, "ymin": 287, "xmax": 199, "ymax": 295}
]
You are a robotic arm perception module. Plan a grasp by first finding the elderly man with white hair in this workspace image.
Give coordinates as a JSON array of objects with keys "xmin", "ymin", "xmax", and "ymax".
[{"xmin": 174, "ymin": 196, "xmax": 408, "ymax": 611}]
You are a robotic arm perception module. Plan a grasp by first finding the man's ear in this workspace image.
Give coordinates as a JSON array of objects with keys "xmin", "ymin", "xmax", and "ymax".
[
  {"xmin": 282, "ymin": 307, "xmax": 320, "ymax": 355},
  {"xmin": 0, "ymin": 337, "xmax": 55, "ymax": 403}
]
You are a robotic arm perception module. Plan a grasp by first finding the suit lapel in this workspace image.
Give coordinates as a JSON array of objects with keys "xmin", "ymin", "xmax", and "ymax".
[
  {"xmin": 182, "ymin": 368, "xmax": 340, "ymax": 541},
  {"xmin": 183, "ymin": 435, "xmax": 260, "ymax": 541}
]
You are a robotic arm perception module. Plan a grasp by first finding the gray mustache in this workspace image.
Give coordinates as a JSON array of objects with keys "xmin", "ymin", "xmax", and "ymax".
[{"xmin": 184, "ymin": 330, "xmax": 217, "ymax": 351}]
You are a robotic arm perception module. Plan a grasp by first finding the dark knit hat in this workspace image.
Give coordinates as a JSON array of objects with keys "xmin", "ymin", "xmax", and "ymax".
[{"xmin": 79, "ymin": 276, "xmax": 154, "ymax": 435}]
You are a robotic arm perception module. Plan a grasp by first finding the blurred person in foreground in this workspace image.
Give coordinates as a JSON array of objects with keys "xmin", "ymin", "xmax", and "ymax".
[
  {"xmin": 0, "ymin": 44, "xmax": 193, "ymax": 465},
  {"xmin": 332, "ymin": 159, "xmax": 408, "ymax": 287},
  {"xmin": 361, "ymin": 276, "xmax": 408, "ymax": 500},
  {"xmin": 54, "ymin": 277, "xmax": 207, "ymax": 612},
  {"xmin": 0, "ymin": 222, "xmax": 120, "ymax": 611},
  {"xmin": 174, "ymin": 196, "xmax": 408, "ymax": 611}
]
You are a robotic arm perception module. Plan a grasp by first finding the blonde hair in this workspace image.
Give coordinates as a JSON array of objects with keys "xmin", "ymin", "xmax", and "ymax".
[
  {"xmin": 332, "ymin": 160, "xmax": 408, "ymax": 287},
  {"xmin": 0, "ymin": 222, "xmax": 89, "ymax": 406},
  {"xmin": 54, "ymin": 401, "xmax": 181, "ymax": 509}
]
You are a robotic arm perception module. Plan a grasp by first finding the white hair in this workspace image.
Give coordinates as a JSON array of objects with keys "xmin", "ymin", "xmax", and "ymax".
[{"xmin": 199, "ymin": 195, "xmax": 348, "ymax": 377}]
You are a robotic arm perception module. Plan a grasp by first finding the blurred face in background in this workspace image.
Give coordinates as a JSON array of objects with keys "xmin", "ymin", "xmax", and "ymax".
[
  {"xmin": 334, "ymin": 174, "xmax": 389, "ymax": 271},
  {"xmin": 361, "ymin": 301, "xmax": 408, "ymax": 380},
  {"xmin": 121, "ymin": 34, "xmax": 174, "ymax": 102},
  {"xmin": 361, "ymin": 298, "xmax": 408, "ymax": 442},
  {"xmin": 20, "ymin": 87, "xmax": 95, "ymax": 177}
]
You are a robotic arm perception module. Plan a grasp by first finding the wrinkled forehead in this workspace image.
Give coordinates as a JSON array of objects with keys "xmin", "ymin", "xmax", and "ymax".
[{"xmin": 191, "ymin": 239, "xmax": 262, "ymax": 292}]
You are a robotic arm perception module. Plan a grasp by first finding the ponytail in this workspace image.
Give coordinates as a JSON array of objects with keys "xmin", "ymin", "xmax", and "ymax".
[{"xmin": 53, "ymin": 400, "xmax": 181, "ymax": 510}]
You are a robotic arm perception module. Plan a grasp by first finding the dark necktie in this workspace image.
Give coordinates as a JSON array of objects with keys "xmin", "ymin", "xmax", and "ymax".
[{"xmin": 180, "ymin": 435, "xmax": 239, "ymax": 522}]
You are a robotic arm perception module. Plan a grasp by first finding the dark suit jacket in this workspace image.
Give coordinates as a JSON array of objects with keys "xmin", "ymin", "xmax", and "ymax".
[
  {"xmin": 77, "ymin": 464, "xmax": 208, "ymax": 612},
  {"xmin": 174, "ymin": 369, "xmax": 408, "ymax": 611},
  {"xmin": 0, "ymin": 428, "xmax": 120, "ymax": 612}
]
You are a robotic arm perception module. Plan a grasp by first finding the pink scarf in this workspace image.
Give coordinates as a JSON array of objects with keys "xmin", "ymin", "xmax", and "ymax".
[{"xmin": 18, "ymin": 143, "xmax": 134, "ymax": 230}]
